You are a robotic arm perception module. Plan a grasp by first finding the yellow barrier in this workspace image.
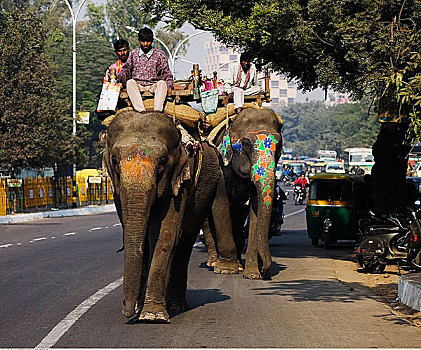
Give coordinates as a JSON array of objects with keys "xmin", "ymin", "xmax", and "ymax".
[
  {"xmin": 0, "ymin": 175, "xmax": 114, "ymax": 216},
  {"xmin": 0, "ymin": 179, "xmax": 7, "ymax": 216}
]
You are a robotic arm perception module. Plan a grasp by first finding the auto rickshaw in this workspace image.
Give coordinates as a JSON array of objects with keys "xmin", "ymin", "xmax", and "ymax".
[{"xmin": 306, "ymin": 173, "xmax": 373, "ymax": 249}]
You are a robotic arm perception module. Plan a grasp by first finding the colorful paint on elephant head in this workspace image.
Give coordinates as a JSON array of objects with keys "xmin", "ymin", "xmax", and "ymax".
[
  {"xmin": 220, "ymin": 135, "xmax": 231, "ymax": 156},
  {"xmin": 256, "ymin": 134, "xmax": 277, "ymax": 157},
  {"xmin": 120, "ymin": 147, "xmax": 154, "ymax": 190}
]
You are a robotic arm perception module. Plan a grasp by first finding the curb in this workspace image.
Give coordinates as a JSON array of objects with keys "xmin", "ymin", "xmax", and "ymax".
[
  {"xmin": 0, "ymin": 204, "xmax": 116, "ymax": 224},
  {"xmin": 398, "ymin": 272, "xmax": 421, "ymax": 311}
]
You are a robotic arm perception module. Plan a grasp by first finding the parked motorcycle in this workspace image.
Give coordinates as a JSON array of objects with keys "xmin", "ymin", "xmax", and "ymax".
[
  {"xmin": 293, "ymin": 184, "xmax": 306, "ymax": 205},
  {"xmin": 356, "ymin": 209, "xmax": 421, "ymax": 273}
]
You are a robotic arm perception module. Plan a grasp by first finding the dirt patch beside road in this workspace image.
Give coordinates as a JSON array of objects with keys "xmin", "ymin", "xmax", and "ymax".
[{"xmin": 334, "ymin": 258, "xmax": 421, "ymax": 327}]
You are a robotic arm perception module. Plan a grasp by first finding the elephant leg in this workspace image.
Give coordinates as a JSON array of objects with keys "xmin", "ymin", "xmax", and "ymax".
[
  {"xmin": 212, "ymin": 172, "xmax": 240, "ymax": 274},
  {"xmin": 243, "ymin": 200, "xmax": 262, "ymax": 279},
  {"xmin": 201, "ymin": 216, "xmax": 218, "ymax": 267},
  {"xmin": 139, "ymin": 197, "xmax": 185, "ymax": 323},
  {"xmin": 166, "ymin": 228, "xmax": 199, "ymax": 311},
  {"xmin": 231, "ymin": 203, "xmax": 249, "ymax": 266}
]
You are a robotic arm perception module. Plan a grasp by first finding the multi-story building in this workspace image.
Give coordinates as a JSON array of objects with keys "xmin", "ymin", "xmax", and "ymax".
[
  {"xmin": 324, "ymin": 90, "xmax": 351, "ymax": 107},
  {"xmin": 204, "ymin": 37, "xmax": 297, "ymax": 107}
]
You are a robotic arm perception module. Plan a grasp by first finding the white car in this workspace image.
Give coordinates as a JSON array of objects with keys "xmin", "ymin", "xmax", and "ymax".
[{"xmin": 325, "ymin": 162, "xmax": 345, "ymax": 173}]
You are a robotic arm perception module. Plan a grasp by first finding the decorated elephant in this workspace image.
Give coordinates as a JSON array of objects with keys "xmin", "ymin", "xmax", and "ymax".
[
  {"xmin": 103, "ymin": 109, "xmax": 239, "ymax": 323},
  {"xmin": 206, "ymin": 108, "xmax": 283, "ymax": 279}
]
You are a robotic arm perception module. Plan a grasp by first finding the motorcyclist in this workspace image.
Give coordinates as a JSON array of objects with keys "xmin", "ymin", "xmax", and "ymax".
[
  {"xmin": 283, "ymin": 166, "xmax": 294, "ymax": 179},
  {"xmin": 294, "ymin": 172, "xmax": 308, "ymax": 189}
]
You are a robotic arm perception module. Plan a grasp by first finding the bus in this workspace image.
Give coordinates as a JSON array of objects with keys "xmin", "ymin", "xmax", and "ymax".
[{"xmin": 344, "ymin": 148, "xmax": 374, "ymax": 174}]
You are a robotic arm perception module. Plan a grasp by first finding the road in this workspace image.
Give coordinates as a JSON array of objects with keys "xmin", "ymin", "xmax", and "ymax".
[{"xmin": 1, "ymin": 191, "xmax": 420, "ymax": 348}]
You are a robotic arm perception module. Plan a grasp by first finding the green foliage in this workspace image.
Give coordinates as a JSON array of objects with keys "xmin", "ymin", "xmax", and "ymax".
[
  {"xmin": 276, "ymin": 101, "xmax": 379, "ymax": 158},
  {"xmin": 0, "ymin": 8, "xmax": 81, "ymax": 174},
  {"xmin": 155, "ymin": 0, "xmax": 421, "ymax": 137}
]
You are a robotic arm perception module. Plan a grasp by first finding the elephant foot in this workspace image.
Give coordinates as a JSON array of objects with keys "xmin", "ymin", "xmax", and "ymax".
[
  {"xmin": 213, "ymin": 259, "xmax": 240, "ymax": 274},
  {"xmin": 207, "ymin": 254, "xmax": 218, "ymax": 267},
  {"xmin": 139, "ymin": 303, "xmax": 169, "ymax": 323},
  {"xmin": 166, "ymin": 294, "xmax": 188, "ymax": 311},
  {"xmin": 242, "ymin": 267, "xmax": 262, "ymax": 280}
]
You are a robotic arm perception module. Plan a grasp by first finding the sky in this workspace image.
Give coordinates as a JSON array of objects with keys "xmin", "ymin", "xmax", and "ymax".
[{"xmin": 83, "ymin": 0, "xmax": 324, "ymax": 102}]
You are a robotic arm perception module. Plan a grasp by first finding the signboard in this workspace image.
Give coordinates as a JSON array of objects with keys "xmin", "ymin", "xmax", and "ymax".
[
  {"xmin": 77, "ymin": 111, "xmax": 90, "ymax": 124},
  {"xmin": 88, "ymin": 176, "xmax": 102, "ymax": 184},
  {"xmin": 7, "ymin": 179, "xmax": 23, "ymax": 187}
]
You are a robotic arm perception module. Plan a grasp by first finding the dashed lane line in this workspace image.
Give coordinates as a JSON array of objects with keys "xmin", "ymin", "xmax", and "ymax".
[
  {"xmin": 284, "ymin": 208, "xmax": 306, "ymax": 217},
  {"xmin": 32, "ymin": 237, "xmax": 48, "ymax": 242},
  {"xmin": 0, "ymin": 244, "xmax": 13, "ymax": 248},
  {"xmin": 36, "ymin": 276, "xmax": 123, "ymax": 349},
  {"xmin": 89, "ymin": 227, "xmax": 102, "ymax": 232},
  {"xmin": 64, "ymin": 232, "xmax": 76, "ymax": 236}
]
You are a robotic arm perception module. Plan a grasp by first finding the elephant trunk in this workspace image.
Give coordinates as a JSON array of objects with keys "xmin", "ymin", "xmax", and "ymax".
[{"xmin": 120, "ymin": 156, "xmax": 155, "ymax": 317}]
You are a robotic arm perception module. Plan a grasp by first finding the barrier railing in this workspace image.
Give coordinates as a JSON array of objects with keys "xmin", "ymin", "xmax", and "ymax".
[{"xmin": 0, "ymin": 176, "xmax": 114, "ymax": 216}]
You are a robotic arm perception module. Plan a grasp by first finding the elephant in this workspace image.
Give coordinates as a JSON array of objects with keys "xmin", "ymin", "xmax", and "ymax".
[
  {"xmin": 205, "ymin": 108, "xmax": 283, "ymax": 279},
  {"xmin": 103, "ymin": 109, "xmax": 239, "ymax": 323}
]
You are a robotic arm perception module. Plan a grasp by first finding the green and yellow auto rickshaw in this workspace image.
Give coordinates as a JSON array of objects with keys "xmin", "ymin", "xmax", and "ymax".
[{"xmin": 306, "ymin": 173, "xmax": 373, "ymax": 249}]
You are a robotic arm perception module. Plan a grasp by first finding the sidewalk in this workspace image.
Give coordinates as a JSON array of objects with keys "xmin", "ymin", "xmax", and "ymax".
[{"xmin": 0, "ymin": 204, "xmax": 116, "ymax": 224}]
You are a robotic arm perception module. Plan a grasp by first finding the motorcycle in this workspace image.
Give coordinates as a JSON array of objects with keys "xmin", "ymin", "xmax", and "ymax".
[
  {"xmin": 293, "ymin": 184, "xmax": 306, "ymax": 205},
  {"xmin": 355, "ymin": 209, "xmax": 421, "ymax": 273}
]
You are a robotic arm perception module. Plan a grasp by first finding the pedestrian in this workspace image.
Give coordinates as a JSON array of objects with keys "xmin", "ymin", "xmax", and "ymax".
[{"xmin": 117, "ymin": 27, "xmax": 174, "ymax": 113}]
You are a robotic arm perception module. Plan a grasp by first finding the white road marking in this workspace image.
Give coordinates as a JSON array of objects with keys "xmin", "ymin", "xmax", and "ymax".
[
  {"xmin": 89, "ymin": 227, "xmax": 102, "ymax": 232},
  {"xmin": 64, "ymin": 232, "xmax": 76, "ymax": 236},
  {"xmin": 32, "ymin": 237, "xmax": 47, "ymax": 242},
  {"xmin": 284, "ymin": 208, "xmax": 306, "ymax": 217},
  {"xmin": 0, "ymin": 244, "xmax": 13, "ymax": 248},
  {"xmin": 36, "ymin": 276, "xmax": 123, "ymax": 349},
  {"xmin": 113, "ymin": 223, "xmax": 121, "ymax": 227}
]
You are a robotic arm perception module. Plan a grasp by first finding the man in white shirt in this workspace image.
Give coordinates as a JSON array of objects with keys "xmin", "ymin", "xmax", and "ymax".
[{"xmin": 224, "ymin": 52, "xmax": 262, "ymax": 114}]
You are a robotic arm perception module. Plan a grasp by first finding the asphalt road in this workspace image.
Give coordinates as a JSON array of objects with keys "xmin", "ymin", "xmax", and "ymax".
[{"xmin": 1, "ymin": 191, "xmax": 420, "ymax": 348}]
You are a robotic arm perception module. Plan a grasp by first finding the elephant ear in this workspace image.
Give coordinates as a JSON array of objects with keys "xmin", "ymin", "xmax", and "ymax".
[
  {"xmin": 217, "ymin": 133, "xmax": 233, "ymax": 166},
  {"xmin": 171, "ymin": 144, "xmax": 191, "ymax": 197},
  {"xmin": 103, "ymin": 148, "xmax": 119, "ymax": 194}
]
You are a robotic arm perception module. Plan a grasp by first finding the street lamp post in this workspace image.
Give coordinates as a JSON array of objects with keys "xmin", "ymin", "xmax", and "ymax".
[{"xmin": 64, "ymin": 0, "xmax": 88, "ymax": 176}]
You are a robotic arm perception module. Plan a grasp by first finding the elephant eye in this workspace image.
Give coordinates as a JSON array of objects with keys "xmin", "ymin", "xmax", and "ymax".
[{"xmin": 157, "ymin": 156, "xmax": 168, "ymax": 172}]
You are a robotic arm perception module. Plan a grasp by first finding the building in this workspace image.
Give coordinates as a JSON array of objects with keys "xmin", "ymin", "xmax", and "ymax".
[
  {"xmin": 324, "ymin": 90, "xmax": 351, "ymax": 107},
  {"xmin": 204, "ymin": 37, "xmax": 297, "ymax": 107}
]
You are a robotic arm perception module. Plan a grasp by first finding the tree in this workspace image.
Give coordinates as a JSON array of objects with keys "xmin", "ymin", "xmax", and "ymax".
[
  {"xmin": 0, "ymin": 7, "xmax": 82, "ymax": 177},
  {"xmin": 153, "ymin": 0, "xmax": 420, "ymax": 213},
  {"xmin": 277, "ymin": 101, "xmax": 379, "ymax": 158}
]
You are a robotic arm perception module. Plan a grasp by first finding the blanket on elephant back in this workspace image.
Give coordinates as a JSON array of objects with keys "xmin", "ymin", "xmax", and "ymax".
[{"xmin": 101, "ymin": 99, "xmax": 281, "ymax": 134}]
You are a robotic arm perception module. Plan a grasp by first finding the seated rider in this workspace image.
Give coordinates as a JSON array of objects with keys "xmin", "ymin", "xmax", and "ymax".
[
  {"xmin": 294, "ymin": 172, "xmax": 308, "ymax": 189},
  {"xmin": 104, "ymin": 39, "xmax": 130, "ymax": 83},
  {"xmin": 224, "ymin": 52, "xmax": 262, "ymax": 114},
  {"xmin": 117, "ymin": 27, "xmax": 173, "ymax": 113}
]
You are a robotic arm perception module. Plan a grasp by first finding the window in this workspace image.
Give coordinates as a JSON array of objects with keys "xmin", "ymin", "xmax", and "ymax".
[
  {"xmin": 288, "ymin": 81, "xmax": 295, "ymax": 87},
  {"xmin": 271, "ymin": 81, "xmax": 279, "ymax": 88},
  {"xmin": 271, "ymin": 98, "xmax": 279, "ymax": 105},
  {"xmin": 219, "ymin": 46, "xmax": 228, "ymax": 52},
  {"xmin": 309, "ymin": 180, "xmax": 352, "ymax": 202},
  {"xmin": 329, "ymin": 94, "xmax": 336, "ymax": 102},
  {"xmin": 279, "ymin": 89, "xmax": 287, "ymax": 96},
  {"xmin": 288, "ymin": 98, "xmax": 294, "ymax": 105},
  {"xmin": 229, "ymin": 54, "xmax": 237, "ymax": 61}
]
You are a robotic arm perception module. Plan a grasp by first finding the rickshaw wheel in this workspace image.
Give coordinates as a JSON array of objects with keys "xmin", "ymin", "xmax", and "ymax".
[{"xmin": 311, "ymin": 238, "xmax": 319, "ymax": 246}]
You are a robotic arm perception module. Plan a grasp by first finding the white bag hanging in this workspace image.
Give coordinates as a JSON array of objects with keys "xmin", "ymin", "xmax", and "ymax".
[{"xmin": 97, "ymin": 81, "xmax": 122, "ymax": 111}]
